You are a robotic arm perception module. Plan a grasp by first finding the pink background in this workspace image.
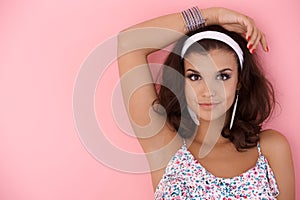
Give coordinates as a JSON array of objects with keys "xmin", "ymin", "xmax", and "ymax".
[{"xmin": 1, "ymin": 0, "xmax": 299, "ymax": 199}]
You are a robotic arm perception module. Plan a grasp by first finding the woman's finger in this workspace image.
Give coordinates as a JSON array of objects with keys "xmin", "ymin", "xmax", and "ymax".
[
  {"xmin": 216, "ymin": 9, "xmax": 269, "ymax": 53},
  {"xmin": 242, "ymin": 16, "xmax": 254, "ymax": 42},
  {"xmin": 251, "ymin": 32, "xmax": 262, "ymax": 53},
  {"xmin": 247, "ymin": 26, "xmax": 259, "ymax": 53},
  {"xmin": 260, "ymin": 32, "xmax": 269, "ymax": 52}
]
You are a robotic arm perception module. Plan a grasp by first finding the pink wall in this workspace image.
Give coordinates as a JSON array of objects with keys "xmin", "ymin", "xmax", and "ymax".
[{"xmin": 0, "ymin": 0, "xmax": 299, "ymax": 199}]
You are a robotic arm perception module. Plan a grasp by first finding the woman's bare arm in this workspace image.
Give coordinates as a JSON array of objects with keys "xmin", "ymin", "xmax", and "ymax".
[
  {"xmin": 117, "ymin": 9, "xmax": 212, "ymax": 153},
  {"xmin": 260, "ymin": 130, "xmax": 295, "ymax": 199},
  {"xmin": 117, "ymin": 7, "xmax": 268, "ymax": 153}
]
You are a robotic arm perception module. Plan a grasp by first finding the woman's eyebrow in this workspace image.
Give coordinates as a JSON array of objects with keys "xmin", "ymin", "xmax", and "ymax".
[
  {"xmin": 218, "ymin": 68, "xmax": 233, "ymax": 73},
  {"xmin": 187, "ymin": 68, "xmax": 233, "ymax": 73},
  {"xmin": 186, "ymin": 69, "xmax": 200, "ymax": 73}
]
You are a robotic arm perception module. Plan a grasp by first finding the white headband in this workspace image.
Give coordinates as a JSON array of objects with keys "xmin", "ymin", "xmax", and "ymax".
[{"xmin": 181, "ymin": 31, "xmax": 244, "ymax": 68}]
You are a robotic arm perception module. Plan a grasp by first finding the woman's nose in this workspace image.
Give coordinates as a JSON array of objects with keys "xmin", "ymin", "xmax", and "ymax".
[
  {"xmin": 200, "ymin": 81, "xmax": 218, "ymax": 98},
  {"xmin": 202, "ymin": 88, "xmax": 216, "ymax": 97}
]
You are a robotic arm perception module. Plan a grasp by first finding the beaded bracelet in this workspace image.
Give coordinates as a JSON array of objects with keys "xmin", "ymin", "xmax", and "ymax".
[{"xmin": 181, "ymin": 6, "xmax": 206, "ymax": 32}]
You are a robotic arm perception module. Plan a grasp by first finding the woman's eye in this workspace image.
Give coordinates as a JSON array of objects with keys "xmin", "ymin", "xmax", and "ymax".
[
  {"xmin": 187, "ymin": 74, "xmax": 201, "ymax": 81},
  {"xmin": 216, "ymin": 73, "xmax": 231, "ymax": 81}
]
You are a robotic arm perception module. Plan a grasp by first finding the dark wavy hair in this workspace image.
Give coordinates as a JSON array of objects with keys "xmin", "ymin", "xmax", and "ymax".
[{"xmin": 153, "ymin": 25, "xmax": 276, "ymax": 151}]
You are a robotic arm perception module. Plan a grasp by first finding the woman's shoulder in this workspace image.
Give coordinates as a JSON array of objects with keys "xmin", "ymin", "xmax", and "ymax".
[
  {"xmin": 259, "ymin": 129, "xmax": 292, "ymax": 161},
  {"xmin": 259, "ymin": 130, "xmax": 295, "ymax": 198}
]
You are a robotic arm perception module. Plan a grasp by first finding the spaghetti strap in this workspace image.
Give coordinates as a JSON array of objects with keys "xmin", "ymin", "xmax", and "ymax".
[
  {"xmin": 183, "ymin": 138, "xmax": 187, "ymax": 146},
  {"xmin": 257, "ymin": 142, "xmax": 262, "ymax": 156}
]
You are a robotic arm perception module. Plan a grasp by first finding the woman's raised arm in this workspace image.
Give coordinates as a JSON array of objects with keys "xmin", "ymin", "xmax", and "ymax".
[{"xmin": 117, "ymin": 7, "xmax": 268, "ymax": 153}]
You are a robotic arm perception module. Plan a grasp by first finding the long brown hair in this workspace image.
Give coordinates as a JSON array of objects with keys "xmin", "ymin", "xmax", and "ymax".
[{"xmin": 153, "ymin": 25, "xmax": 276, "ymax": 151}]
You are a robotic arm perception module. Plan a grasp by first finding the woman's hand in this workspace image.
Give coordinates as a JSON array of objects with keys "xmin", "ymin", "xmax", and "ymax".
[{"xmin": 202, "ymin": 7, "xmax": 269, "ymax": 53}]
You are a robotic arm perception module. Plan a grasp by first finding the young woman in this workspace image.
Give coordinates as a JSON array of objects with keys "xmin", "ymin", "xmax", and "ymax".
[{"xmin": 117, "ymin": 6, "xmax": 295, "ymax": 199}]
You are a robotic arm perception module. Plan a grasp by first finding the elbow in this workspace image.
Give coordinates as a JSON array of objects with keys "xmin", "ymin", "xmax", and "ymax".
[{"xmin": 117, "ymin": 31, "xmax": 129, "ymax": 56}]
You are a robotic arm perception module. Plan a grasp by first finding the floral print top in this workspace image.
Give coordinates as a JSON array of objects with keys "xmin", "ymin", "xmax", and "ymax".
[{"xmin": 154, "ymin": 141, "xmax": 279, "ymax": 199}]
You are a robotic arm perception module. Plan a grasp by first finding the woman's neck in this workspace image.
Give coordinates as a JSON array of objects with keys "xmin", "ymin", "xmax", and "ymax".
[{"xmin": 191, "ymin": 115, "xmax": 230, "ymax": 158}]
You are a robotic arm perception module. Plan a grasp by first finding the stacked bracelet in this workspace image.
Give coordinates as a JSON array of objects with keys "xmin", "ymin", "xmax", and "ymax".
[{"xmin": 181, "ymin": 6, "xmax": 206, "ymax": 32}]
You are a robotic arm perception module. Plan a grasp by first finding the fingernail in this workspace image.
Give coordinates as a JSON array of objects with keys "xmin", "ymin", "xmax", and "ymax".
[
  {"xmin": 251, "ymin": 49, "xmax": 256, "ymax": 54},
  {"xmin": 248, "ymin": 44, "xmax": 253, "ymax": 49},
  {"xmin": 247, "ymin": 36, "xmax": 251, "ymax": 41}
]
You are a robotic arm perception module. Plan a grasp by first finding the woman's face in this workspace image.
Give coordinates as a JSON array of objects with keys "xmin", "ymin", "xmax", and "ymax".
[{"xmin": 184, "ymin": 49, "xmax": 239, "ymax": 122}]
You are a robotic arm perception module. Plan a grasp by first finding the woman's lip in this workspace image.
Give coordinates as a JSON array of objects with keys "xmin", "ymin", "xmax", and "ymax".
[
  {"xmin": 199, "ymin": 102, "xmax": 220, "ymax": 105},
  {"xmin": 198, "ymin": 102, "xmax": 220, "ymax": 108}
]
